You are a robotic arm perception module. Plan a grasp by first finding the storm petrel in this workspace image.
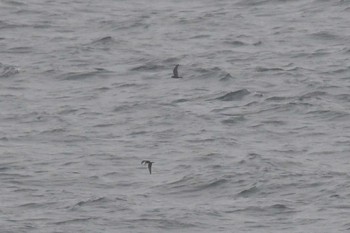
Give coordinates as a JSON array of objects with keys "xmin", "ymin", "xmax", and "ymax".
[
  {"xmin": 141, "ymin": 160, "xmax": 154, "ymax": 174},
  {"xmin": 171, "ymin": 64, "xmax": 182, "ymax": 79}
]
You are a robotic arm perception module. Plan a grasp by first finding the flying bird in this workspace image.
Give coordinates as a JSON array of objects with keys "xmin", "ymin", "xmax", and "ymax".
[
  {"xmin": 171, "ymin": 64, "xmax": 182, "ymax": 79},
  {"xmin": 141, "ymin": 160, "xmax": 154, "ymax": 174}
]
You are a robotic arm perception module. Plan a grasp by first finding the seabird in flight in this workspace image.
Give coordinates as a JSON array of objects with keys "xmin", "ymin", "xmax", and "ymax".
[
  {"xmin": 171, "ymin": 64, "xmax": 182, "ymax": 79},
  {"xmin": 141, "ymin": 160, "xmax": 154, "ymax": 174}
]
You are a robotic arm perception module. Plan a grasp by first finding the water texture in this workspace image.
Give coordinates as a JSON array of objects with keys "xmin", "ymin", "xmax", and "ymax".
[{"xmin": 1, "ymin": 0, "xmax": 350, "ymax": 232}]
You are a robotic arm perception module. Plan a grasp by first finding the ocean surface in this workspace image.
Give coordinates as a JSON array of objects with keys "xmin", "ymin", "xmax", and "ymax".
[{"xmin": 1, "ymin": 0, "xmax": 350, "ymax": 232}]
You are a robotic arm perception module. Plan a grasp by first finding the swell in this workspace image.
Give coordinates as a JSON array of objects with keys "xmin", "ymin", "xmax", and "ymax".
[
  {"xmin": 58, "ymin": 68, "xmax": 112, "ymax": 80},
  {"xmin": 158, "ymin": 174, "xmax": 228, "ymax": 194},
  {"xmin": 215, "ymin": 89, "xmax": 250, "ymax": 101}
]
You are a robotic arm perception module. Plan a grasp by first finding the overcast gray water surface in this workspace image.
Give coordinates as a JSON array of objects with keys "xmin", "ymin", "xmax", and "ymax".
[{"xmin": 1, "ymin": 0, "xmax": 350, "ymax": 232}]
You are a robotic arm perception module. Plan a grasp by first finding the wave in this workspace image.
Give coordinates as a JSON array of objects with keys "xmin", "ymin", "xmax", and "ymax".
[
  {"xmin": 90, "ymin": 36, "xmax": 114, "ymax": 45},
  {"xmin": 7, "ymin": 46, "xmax": 33, "ymax": 54},
  {"xmin": 310, "ymin": 31, "xmax": 341, "ymax": 41},
  {"xmin": 171, "ymin": 98, "xmax": 189, "ymax": 104},
  {"xmin": 130, "ymin": 62, "xmax": 165, "ymax": 72},
  {"xmin": 219, "ymin": 73, "xmax": 234, "ymax": 81},
  {"xmin": 228, "ymin": 203, "xmax": 294, "ymax": 215},
  {"xmin": 0, "ymin": 63, "xmax": 19, "ymax": 78},
  {"xmin": 336, "ymin": 94, "xmax": 350, "ymax": 101},
  {"xmin": 73, "ymin": 197, "xmax": 111, "ymax": 208},
  {"xmin": 18, "ymin": 202, "xmax": 56, "ymax": 208},
  {"xmin": 215, "ymin": 89, "xmax": 250, "ymax": 101},
  {"xmin": 193, "ymin": 66, "xmax": 234, "ymax": 80},
  {"xmin": 82, "ymin": 36, "xmax": 124, "ymax": 50},
  {"xmin": 124, "ymin": 217, "xmax": 197, "ymax": 229},
  {"xmin": 299, "ymin": 91, "xmax": 328, "ymax": 100},
  {"xmin": 93, "ymin": 123, "xmax": 115, "ymax": 128},
  {"xmin": 159, "ymin": 175, "xmax": 228, "ymax": 194},
  {"xmin": 236, "ymin": 185, "xmax": 259, "ymax": 197},
  {"xmin": 255, "ymin": 67, "xmax": 285, "ymax": 72},
  {"xmin": 223, "ymin": 40, "xmax": 247, "ymax": 46},
  {"xmin": 236, "ymin": 0, "xmax": 269, "ymax": 6},
  {"xmin": 54, "ymin": 217, "xmax": 97, "ymax": 225},
  {"xmin": 306, "ymin": 109, "xmax": 349, "ymax": 120},
  {"xmin": 265, "ymin": 96, "xmax": 291, "ymax": 102},
  {"xmin": 221, "ymin": 115, "xmax": 246, "ymax": 125},
  {"xmin": 59, "ymin": 69, "xmax": 111, "ymax": 80}
]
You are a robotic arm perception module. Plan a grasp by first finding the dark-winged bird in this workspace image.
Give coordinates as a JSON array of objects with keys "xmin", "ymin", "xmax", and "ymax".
[
  {"xmin": 171, "ymin": 64, "xmax": 182, "ymax": 79},
  {"xmin": 141, "ymin": 160, "xmax": 154, "ymax": 174}
]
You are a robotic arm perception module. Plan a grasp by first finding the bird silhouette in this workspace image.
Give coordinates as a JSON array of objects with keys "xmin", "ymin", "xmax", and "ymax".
[
  {"xmin": 171, "ymin": 64, "xmax": 182, "ymax": 78},
  {"xmin": 141, "ymin": 160, "xmax": 154, "ymax": 174}
]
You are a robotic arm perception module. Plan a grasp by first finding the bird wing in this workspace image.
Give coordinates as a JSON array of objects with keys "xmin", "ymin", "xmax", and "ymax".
[
  {"xmin": 141, "ymin": 160, "xmax": 148, "ymax": 165},
  {"xmin": 173, "ymin": 65, "xmax": 178, "ymax": 77},
  {"xmin": 148, "ymin": 163, "xmax": 152, "ymax": 174}
]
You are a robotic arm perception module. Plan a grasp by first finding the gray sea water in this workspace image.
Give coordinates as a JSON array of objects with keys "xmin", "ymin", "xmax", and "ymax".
[{"xmin": 1, "ymin": 0, "xmax": 350, "ymax": 232}]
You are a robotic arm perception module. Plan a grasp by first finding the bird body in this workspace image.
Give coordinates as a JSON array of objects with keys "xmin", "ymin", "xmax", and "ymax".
[
  {"xmin": 171, "ymin": 64, "xmax": 182, "ymax": 78},
  {"xmin": 141, "ymin": 160, "xmax": 154, "ymax": 174}
]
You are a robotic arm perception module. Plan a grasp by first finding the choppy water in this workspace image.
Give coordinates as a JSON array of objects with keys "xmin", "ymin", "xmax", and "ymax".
[{"xmin": 1, "ymin": 0, "xmax": 350, "ymax": 232}]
